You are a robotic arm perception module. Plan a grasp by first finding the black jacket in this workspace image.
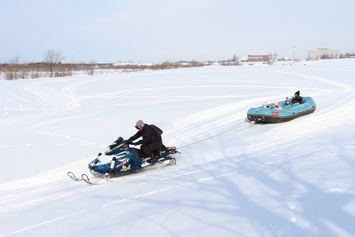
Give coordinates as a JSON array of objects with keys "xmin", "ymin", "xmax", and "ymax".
[{"xmin": 129, "ymin": 124, "xmax": 162, "ymax": 145}]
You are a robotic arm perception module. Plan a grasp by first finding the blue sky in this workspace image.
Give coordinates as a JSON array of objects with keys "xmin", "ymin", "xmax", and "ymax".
[{"xmin": 1, "ymin": 0, "xmax": 354, "ymax": 63}]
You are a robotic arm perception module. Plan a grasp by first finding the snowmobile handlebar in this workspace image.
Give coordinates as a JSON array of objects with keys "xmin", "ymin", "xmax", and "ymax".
[{"xmin": 124, "ymin": 140, "xmax": 134, "ymax": 145}]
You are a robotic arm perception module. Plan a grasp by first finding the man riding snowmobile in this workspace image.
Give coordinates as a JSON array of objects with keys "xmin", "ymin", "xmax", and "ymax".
[
  {"xmin": 67, "ymin": 120, "xmax": 179, "ymax": 184},
  {"xmin": 127, "ymin": 120, "xmax": 162, "ymax": 164}
]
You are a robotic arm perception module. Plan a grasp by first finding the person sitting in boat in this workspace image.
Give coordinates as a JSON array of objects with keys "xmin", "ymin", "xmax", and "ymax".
[
  {"xmin": 285, "ymin": 97, "xmax": 291, "ymax": 107},
  {"xmin": 291, "ymin": 91, "xmax": 303, "ymax": 104},
  {"xmin": 273, "ymin": 102, "xmax": 282, "ymax": 110},
  {"xmin": 262, "ymin": 102, "xmax": 270, "ymax": 108}
]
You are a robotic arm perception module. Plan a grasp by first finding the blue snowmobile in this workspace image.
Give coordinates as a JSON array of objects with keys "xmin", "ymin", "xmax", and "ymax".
[
  {"xmin": 68, "ymin": 137, "xmax": 179, "ymax": 184},
  {"xmin": 91, "ymin": 136, "xmax": 178, "ymax": 174}
]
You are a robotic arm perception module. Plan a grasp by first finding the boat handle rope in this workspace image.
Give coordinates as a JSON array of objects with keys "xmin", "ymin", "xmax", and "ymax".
[{"xmin": 177, "ymin": 123, "xmax": 252, "ymax": 150}]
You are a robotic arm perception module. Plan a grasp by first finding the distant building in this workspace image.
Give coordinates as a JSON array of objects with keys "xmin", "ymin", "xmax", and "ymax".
[
  {"xmin": 308, "ymin": 48, "xmax": 340, "ymax": 60},
  {"xmin": 248, "ymin": 55, "xmax": 269, "ymax": 62},
  {"xmin": 247, "ymin": 52, "xmax": 278, "ymax": 63}
]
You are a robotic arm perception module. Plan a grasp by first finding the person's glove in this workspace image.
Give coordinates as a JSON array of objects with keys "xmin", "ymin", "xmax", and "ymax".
[{"xmin": 125, "ymin": 140, "xmax": 133, "ymax": 144}]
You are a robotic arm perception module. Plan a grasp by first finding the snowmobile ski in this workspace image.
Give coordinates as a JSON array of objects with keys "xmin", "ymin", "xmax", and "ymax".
[
  {"xmin": 68, "ymin": 171, "xmax": 107, "ymax": 185},
  {"xmin": 81, "ymin": 173, "xmax": 108, "ymax": 185},
  {"xmin": 67, "ymin": 171, "xmax": 82, "ymax": 181}
]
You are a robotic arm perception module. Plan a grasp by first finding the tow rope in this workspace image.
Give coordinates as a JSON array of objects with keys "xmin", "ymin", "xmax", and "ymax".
[{"xmin": 177, "ymin": 122, "xmax": 253, "ymax": 149}]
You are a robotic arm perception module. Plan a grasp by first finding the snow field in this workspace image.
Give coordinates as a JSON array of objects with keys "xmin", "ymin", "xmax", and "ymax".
[{"xmin": 1, "ymin": 59, "xmax": 355, "ymax": 236}]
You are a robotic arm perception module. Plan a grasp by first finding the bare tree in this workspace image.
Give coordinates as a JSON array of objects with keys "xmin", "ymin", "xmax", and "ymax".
[
  {"xmin": 43, "ymin": 50, "xmax": 65, "ymax": 77},
  {"xmin": 4, "ymin": 56, "xmax": 21, "ymax": 80},
  {"xmin": 86, "ymin": 60, "xmax": 96, "ymax": 75}
]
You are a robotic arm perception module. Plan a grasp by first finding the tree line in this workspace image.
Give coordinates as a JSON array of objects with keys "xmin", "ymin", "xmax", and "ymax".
[{"xmin": 0, "ymin": 50, "xmax": 208, "ymax": 80}]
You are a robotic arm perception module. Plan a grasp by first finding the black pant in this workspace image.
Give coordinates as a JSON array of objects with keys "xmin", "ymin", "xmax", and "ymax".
[{"xmin": 141, "ymin": 141, "xmax": 162, "ymax": 158}]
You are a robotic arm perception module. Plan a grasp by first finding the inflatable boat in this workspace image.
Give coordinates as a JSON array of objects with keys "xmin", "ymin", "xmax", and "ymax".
[{"xmin": 247, "ymin": 97, "xmax": 316, "ymax": 123}]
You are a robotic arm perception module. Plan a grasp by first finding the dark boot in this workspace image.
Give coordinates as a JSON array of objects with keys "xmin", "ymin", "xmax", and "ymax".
[{"xmin": 150, "ymin": 154, "xmax": 157, "ymax": 164}]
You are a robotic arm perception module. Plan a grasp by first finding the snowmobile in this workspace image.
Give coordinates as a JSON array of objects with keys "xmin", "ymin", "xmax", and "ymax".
[{"xmin": 68, "ymin": 137, "xmax": 179, "ymax": 185}]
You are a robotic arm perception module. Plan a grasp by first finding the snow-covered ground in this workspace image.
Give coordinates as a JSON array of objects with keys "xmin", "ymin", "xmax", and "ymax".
[{"xmin": 1, "ymin": 59, "xmax": 355, "ymax": 237}]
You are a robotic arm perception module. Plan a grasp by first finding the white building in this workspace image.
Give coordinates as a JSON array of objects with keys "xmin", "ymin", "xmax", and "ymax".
[{"xmin": 308, "ymin": 48, "xmax": 340, "ymax": 60}]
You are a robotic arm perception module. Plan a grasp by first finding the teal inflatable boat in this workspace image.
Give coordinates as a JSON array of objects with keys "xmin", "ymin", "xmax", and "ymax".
[{"xmin": 247, "ymin": 97, "xmax": 316, "ymax": 123}]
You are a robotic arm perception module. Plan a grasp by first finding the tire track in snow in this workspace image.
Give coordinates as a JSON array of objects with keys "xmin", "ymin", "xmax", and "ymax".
[
  {"xmin": 1, "ymin": 210, "xmax": 87, "ymax": 237},
  {"xmin": 281, "ymin": 71, "xmax": 354, "ymax": 91},
  {"xmin": 0, "ymin": 160, "xmax": 239, "ymax": 236}
]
